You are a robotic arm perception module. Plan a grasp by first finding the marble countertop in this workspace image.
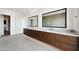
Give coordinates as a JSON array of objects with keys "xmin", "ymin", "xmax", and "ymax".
[{"xmin": 25, "ymin": 27, "xmax": 79, "ymax": 37}]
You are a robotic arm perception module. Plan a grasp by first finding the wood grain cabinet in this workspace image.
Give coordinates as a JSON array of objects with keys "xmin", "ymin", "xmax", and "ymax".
[
  {"xmin": 24, "ymin": 28, "xmax": 79, "ymax": 51},
  {"xmin": 56, "ymin": 34, "xmax": 77, "ymax": 45},
  {"xmin": 55, "ymin": 34, "xmax": 78, "ymax": 51},
  {"xmin": 56, "ymin": 41, "xmax": 77, "ymax": 51}
]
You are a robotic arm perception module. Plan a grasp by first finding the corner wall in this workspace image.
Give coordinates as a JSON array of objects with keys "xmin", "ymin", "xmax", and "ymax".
[{"xmin": 0, "ymin": 8, "xmax": 26, "ymax": 36}]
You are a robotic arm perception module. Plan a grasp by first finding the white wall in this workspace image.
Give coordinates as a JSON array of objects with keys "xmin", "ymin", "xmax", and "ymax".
[
  {"xmin": 0, "ymin": 8, "xmax": 27, "ymax": 35},
  {"xmin": 27, "ymin": 8, "xmax": 79, "ymax": 32},
  {"xmin": 74, "ymin": 9, "xmax": 79, "ymax": 32},
  {"xmin": 14, "ymin": 15, "xmax": 27, "ymax": 34},
  {"xmin": 0, "ymin": 8, "xmax": 79, "ymax": 36},
  {"xmin": 0, "ymin": 15, "xmax": 4, "ymax": 36},
  {"xmin": 0, "ymin": 15, "xmax": 1, "ymax": 36},
  {"xmin": 67, "ymin": 8, "xmax": 79, "ymax": 32},
  {"xmin": 67, "ymin": 8, "xmax": 75, "ymax": 29},
  {"xmin": 28, "ymin": 8, "xmax": 63, "ymax": 28}
]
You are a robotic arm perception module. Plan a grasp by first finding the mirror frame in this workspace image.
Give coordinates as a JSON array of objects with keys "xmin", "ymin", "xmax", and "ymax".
[
  {"xmin": 42, "ymin": 8, "xmax": 67, "ymax": 28},
  {"xmin": 28, "ymin": 15, "xmax": 38, "ymax": 27}
]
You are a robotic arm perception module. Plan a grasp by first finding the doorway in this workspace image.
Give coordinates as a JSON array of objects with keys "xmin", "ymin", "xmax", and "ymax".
[{"xmin": 3, "ymin": 15, "xmax": 10, "ymax": 36}]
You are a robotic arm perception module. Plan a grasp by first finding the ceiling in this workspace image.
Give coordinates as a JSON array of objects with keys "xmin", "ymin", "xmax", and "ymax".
[
  {"xmin": 6, "ymin": 8, "xmax": 31, "ymax": 15},
  {"xmin": 1, "ymin": 8, "xmax": 42, "ymax": 16}
]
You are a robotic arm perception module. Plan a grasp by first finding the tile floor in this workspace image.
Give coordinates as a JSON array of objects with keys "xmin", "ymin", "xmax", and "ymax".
[{"xmin": 0, "ymin": 34, "xmax": 61, "ymax": 51}]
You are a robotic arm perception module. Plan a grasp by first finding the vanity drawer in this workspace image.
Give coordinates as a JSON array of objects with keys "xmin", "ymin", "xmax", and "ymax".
[
  {"xmin": 34, "ymin": 31, "xmax": 56, "ymax": 45},
  {"xmin": 56, "ymin": 41, "xmax": 77, "ymax": 51},
  {"xmin": 56, "ymin": 34, "xmax": 77, "ymax": 45}
]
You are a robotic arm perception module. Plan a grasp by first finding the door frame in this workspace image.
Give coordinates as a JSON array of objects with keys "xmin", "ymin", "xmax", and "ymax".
[{"xmin": 1, "ymin": 14, "xmax": 11, "ymax": 36}]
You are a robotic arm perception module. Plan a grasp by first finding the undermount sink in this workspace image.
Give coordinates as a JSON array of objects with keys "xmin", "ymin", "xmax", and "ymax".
[{"xmin": 48, "ymin": 28, "xmax": 54, "ymax": 30}]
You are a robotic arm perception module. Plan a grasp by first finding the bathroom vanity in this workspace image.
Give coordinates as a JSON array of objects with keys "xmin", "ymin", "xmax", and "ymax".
[{"xmin": 24, "ymin": 28, "xmax": 79, "ymax": 51}]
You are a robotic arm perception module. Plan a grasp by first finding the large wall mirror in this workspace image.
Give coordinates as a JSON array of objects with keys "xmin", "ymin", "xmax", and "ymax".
[
  {"xmin": 42, "ymin": 8, "xmax": 67, "ymax": 28},
  {"xmin": 28, "ymin": 15, "xmax": 38, "ymax": 27}
]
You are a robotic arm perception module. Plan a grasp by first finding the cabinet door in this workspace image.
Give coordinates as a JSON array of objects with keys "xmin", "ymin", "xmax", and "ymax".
[
  {"xmin": 45, "ymin": 33, "xmax": 56, "ymax": 46},
  {"xmin": 56, "ymin": 40, "xmax": 77, "ymax": 51},
  {"xmin": 31, "ymin": 31, "xmax": 56, "ymax": 46},
  {"xmin": 56, "ymin": 34, "xmax": 77, "ymax": 45},
  {"xmin": 24, "ymin": 29, "xmax": 30, "ymax": 35}
]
